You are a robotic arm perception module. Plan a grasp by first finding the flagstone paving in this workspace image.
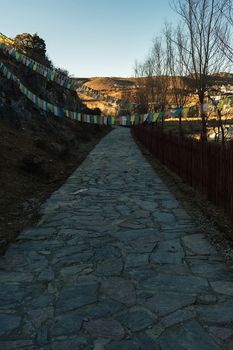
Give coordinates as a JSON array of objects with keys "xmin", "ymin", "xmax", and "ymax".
[{"xmin": 1, "ymin": 127, "xmax": 233, "ymax": 349}]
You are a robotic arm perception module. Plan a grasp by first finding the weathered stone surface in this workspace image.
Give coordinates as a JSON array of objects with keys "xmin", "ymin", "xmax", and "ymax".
[
  {"xmin": 196, "ymin": 294, "xmax": 218, "ymax": 305},
  {"xmin": 187, "ymin": 259, "xmax": 233, "ymax": 280},
  {"xmin": 197, "ymin": 300, "xmax": 233, "ymax": 324},
  {"xmin": 116, "ymin": 308, "xmax": 155, "ymax": 332},
  {"xmin": 141, "ymin": 274, "xmax": 209, "ymax": 294},
  {"xmin": 210, "ymin": 281, "xmax": 233, "ymax": 296},
  {"xmin": 125, "ymin": 253, "xmax": 149, "ymax": 269},
  {"xmin": 56, "ymin": 282, "xmax": 98, "ymax": 312},
  {"xmin": 84, "ymin": 319, "xmax": 125, "ymax": 340},
  {"xmin": 159, "ymin": 320, "xmax": 221, "ymax": 350},
  {"xmin": 0, "ymin": 283, "xmax": 28, "ymax": 309},
  {"xmin": 150, "ymin": 239, "xmax": 185, "ymax": 265},
  {"xmin": 0, "ymin": 314, "xmax": 21, "ymax": 336},
  {"xmin": 143, "ymin": 292, "xmax": 195, "ymax": 316},
  {"xmin": 182, "ymin": 234, "xmax": 217, "ymax": 256},
  {"xmin": 50, "ymin": 336, "xmax": 88, "ymax": 350},
  {"xmin": 101, "ymin": 278, "xmax": 136, "ymax": 306},
  {"xmin": 161, "ymin": 309, "xmax": 195, "ymax": 328},
  {"xmin": 0, "ymin": 340, "xmax": 34, "ymax": 350},
  {"xmin": 208, "ymin": 326, "xmax": 233, "ymax": 341},
  {"xmin": 105, "ymin": 340, "xmax": 139, "ymax": 350},
  {"xmin": 86, "ymin": 299, "xmax": 125, "ymax": 318},
  {"xmin": 51, "ymin": 311, "xmax": 84, "ymax": 337},
  {"xmin": 133, "ymin": 333, "xmax": 160, "ymax": 350},
  {"xmin": 96, "ymin": 258, "xmax": 123, "ymax": 276}
]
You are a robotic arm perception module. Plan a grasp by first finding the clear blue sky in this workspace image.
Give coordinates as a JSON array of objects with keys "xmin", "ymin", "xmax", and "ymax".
[{"xmin": 0, "ymin": 0, "xmax": 178, "ymax": 77}]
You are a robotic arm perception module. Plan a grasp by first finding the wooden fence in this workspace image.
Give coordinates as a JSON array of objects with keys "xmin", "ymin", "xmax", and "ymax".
[{"xmin": 133, "ymin": 125, "xmax": 233, "ymax": 221}]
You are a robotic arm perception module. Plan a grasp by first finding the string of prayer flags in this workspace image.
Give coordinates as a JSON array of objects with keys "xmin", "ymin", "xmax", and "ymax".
[
  {"xmin": 0, "ymin": 63, "xmax": 115, "ymax": 126},
  {"xmin": 0, "ymin": 42, "xmax": 77, "ymax": 91}
]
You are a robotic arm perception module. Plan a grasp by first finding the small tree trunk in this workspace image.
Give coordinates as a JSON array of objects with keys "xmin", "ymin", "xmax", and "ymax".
[
  {"xmin": 217, "ymin": 108, "xmax": 225, "ymax": 146},
  {"xmin": 199, "ymin": 95, "xmax": 208, "ymax": 141},
  {"xmin": 178, "ymin": 109, "xmax": 183, "ymax": 136}
]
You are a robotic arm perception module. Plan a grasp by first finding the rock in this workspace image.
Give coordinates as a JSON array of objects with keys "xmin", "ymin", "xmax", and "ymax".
[
  {"xmin": 56, "ymin": 282, "xmax": 98, "ymax": 313},
  {"xmin": 86, "ymin": 299, "xmax": 125, "ymax": 318},
  {"xmin": 84, "ymin": 319, "xmax": 125, "ymax": 340},
  {"xmin": 0, "ymin": 314, "xmax": 21, "ymax": 336},
  {"xmin": 116, "ymin": 309, "xmax": 155, "ymax": 332},
  {"xmin": 50, "ymin": 336, "xmax": 88, "ymax": 350},
  {"xmin": 182, "ymin": 234, "xmax": 217, "ymax": 256},
  {"xmin": 0, "ymin": 340, "xmax": 34, "ymax": 350},
  {"xmin": 210, "ymin": 281, "xmax": 233, "ymax": 296},
  {"xmin": 141, "ymin": 274, "xmax": 209, "ymax": 294},
  {"xmin": 197, "ymin": 300, "xmax": 233, "ymax": 324},
  {"xmin": 208, "ymin": 326, "xmax": 233, "ymax": 341},
  {"xmin": 150, "ymin": 239, "xmax": 185, "ymax": 265},
  {"xmin": 144, "ymin": 292, "xmax": 195, "ymax": 317},
  {"xmin": 133, "ymin": 333, "xmax": 160, "ymax": 350},
  {"xmin": 51, "ymin": 311, "xmax": 84, "ymax": 337},
  {"xmin": 159, "ymin": 320, "xmax": 221, "ymax": 350},
  {"xmin": 101, "ymin": 278, "xmax": 136, "ymax": 306},
  {"xmin": 105, "ymin": 340, "xmax": 139, "ymax": 350}
]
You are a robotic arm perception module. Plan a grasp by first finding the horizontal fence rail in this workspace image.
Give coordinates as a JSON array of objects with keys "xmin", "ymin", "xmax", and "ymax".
[{"xmin": 133, "ymin": 125, "xmax": 233, "ymax": 221}]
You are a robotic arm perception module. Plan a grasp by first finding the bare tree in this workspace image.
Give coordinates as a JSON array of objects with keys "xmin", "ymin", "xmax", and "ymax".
[
  {"xmin": 133, "ymin": 60, "xmax": 149, "ymax": 113},
  {"xmin": 172, "ymin": 0, "xmax": 231, "ymax": 140},
  {"xmin": 134, "ymin": 37, "xmax": 169, "ymax": 128},
  {"xmin": 165, "ymin": 23, "xmax": 191, "ymax": 135},
  {"xmin": 218, "ymin": 0, "xmax": 233, "ymax": 62}
]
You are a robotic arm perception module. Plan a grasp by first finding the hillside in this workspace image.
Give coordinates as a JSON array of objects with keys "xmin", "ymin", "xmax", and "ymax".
[
  {"xmin": 75, "ymin": 74, "xmax": 233, "ymax": 115},
  {"xmin": 0, "ymin": 34, "xmax": 111, "ymax": 253}
]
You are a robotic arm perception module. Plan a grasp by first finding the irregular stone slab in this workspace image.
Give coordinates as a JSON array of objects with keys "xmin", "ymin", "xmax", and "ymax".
[
  {"xmin": 161, "ymin": 309, "xmax": 195, "ymax": 328},
  {"xmin": 0, "ymin": 314, "xmax": 21, "ymax": 336},
  {"xmin": 196, "ymin": 294, "xmax": 218, "ymax": 305},
  {"xmin": 36, "ymin": 324, "xmax": 49, "ymax": 346},
  {"xmin": 38, "ymin": 267, "xmax": 54, "ymax": 282},
  {"xmin": 144, "ymin": 292, "xmax": 195, "ymax": 317},
  {"xmin": 23, "ymin": 307, "xmax": 53, "ymax": 333},
  {"xmin": 95, "ymin": 246, "xmax": 122, "ymax": 260},
  {"xmin": 0, "ymin": 283, "xmax": 28, "ymax": 309},
  {"xmin": 116, "ymin": 308, "xmax": 155, "ymax": 332},
  {"xmin": 153, "ymin": 212, "xmax": 176, "ymax": 224},
  {"xmin": 150, "ymin": 239, "xmax": 185, "ymax": 265},
  {"xmin": 133, "ymin": 333, "xmax": 160, "ymax": 350},
  {"xmin": 208, "ymin": 326, "xmax": 233, "ymax": 341},
  {"xmin": 151, "ymin": 263, "xmax": 190, "ymax": 276},
  {"xmin": 96, "ymin": 258, "xmax": 123, "ymax": 276},
  {"xmin": 119, "ymin": 221, "xmax": 147, "ymax": 229},
  {"xmin": 0, "ymin": 271, "xmax": 34, "ymax": 283},
  {"xmin": 27, "ymin": 294, "xmax": 54, "ymax": 308},
  {"xmin": 59, "ymin": 264, "xmax": 93, "ymax": 279},
  {"xmin": 197, "ymin": 300, "xmax": 233, "ymax": 324},
  {"xmin": 141, "ymin": 274, "xmax": 209, "ymax": 294},
  {"xmin": 51, "ymin": 311, "xmax": 84, "ymax": 337},
  {"xmin": 101, "ymin": 278, "xmax": 136, "ymax": 306},
  {"xmin": 187, "ymin": 259, "xmax": 233, "ymax": 280},
  {"xmin": 50, "ymin": 336, "xmax": 88, "ymax": 350},
  {"xmin": 84, "ymin": 319, "xmax": 125, "ymax": 340},
  {"xmin": 210, "ymin": 281, "xmax": 233, "ymax": 296},
  {"xmin": 182, "ymin": 234, "xmax": 217, "ymax": 256},
  {"xmin": 56, "ymin": 282, "xmax": 98, "ymax": 313},
  {"xmin": 105, "ymin": 340, "xmax": 140, "ymax": 350},
  {"xmin": 159, "ymin": 320, "xmax": 221, "ymax": 350},
  {"xmin": 86, "ymin": 299, "xmax": 125, "ymax": 318},
  {"xmin": 125, "ymin": 254, "xmax": 149, "ymax": 269},
  {"xmin": 125, "ymin": 268, "xmax": 156, "ymax": 282},
  {"xmin": 0, "ymin": 340, "xmax": 34, "ymax": 350}
]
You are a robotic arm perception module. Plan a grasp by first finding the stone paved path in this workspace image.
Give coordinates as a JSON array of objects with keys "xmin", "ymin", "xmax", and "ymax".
[{"xmin": 1, "ymin": 127, "xmax": 233, "ymax": 350}]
